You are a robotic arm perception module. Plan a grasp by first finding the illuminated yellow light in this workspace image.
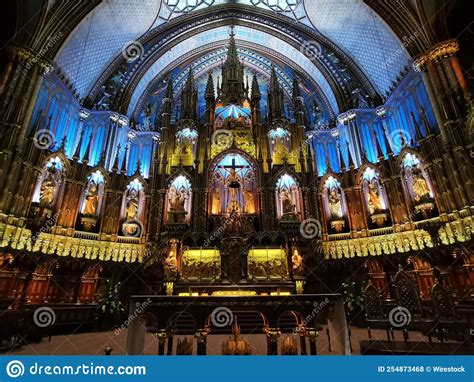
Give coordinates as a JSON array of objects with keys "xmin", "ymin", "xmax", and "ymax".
[
  {"xmin": 248, "ymin": 248, "xmax": 286, "ymax": 259},
  {"xmin": 183, "ymin": 248, "xmax": 220, "ymax": 259},
  {"xmin": 270, "ymin": 292, "xmax": 291, "ymax": 296},
  {"xmin": 211, "ymin": 291, "xmax": 257, "ymax": 296}
]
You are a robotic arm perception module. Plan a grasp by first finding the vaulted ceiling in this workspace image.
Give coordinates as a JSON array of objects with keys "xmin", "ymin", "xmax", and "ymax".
[{"xmin": 51, "ymin": 0, "xmax": 412, "ymax": 120}]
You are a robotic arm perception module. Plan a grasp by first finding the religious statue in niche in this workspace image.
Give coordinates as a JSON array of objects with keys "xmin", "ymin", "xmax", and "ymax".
[
  {"xmin": 402, "ymin": 153, "xmax": 435, "ymax": 219},
  {"xmin": 243, "ymin": 188, "xmax": 255, "ymax": 214},
  {"xmin": 211, "ymin": 189, "xmax": 221, "ymax": 214},
  {"xmin": 125, "ymin": 189, "xmax": 139, "ymax": 220},
  {"xmin": 39, "ymin": 164, "xmax": 60, "ymax": 208},
  {"xmin": 275, "ymin": 174, "xmax": 300, "ymax": 221},
  {"xmin": 121, "ymin": 179, "xmax": 144, "ymax": 237},
  {"xmin": 363, "ymin": 169, "xmax": 389, "ymax": 228},
  {"xmin": 164, "ymin": 240, "xmax": 179, "ymax": 280},
  {"xmin": 325, "ymin": 175, "xmax": 345, "ymax": 232},
  {"xmin": 169, "ymin": 191, "xmax": 186, "ymax": 211},
  {"xmin": 80, "ymin": 183, "xmax": 100, "ymax": 231},
  {"xmin": 291, "ymin": 247, "xmax": 304, "ymax": 277},
  {"xmin": 281, "ymin": 189, "xmax": 296, "ymax": 215},
  {"xmin": 367, "ymin": 179, "xmax": 383, "ymax": 215},
  {"xmin": 167, "ymin": 189, "xmax": 188, "ymax": 223},
  {"xmin": 166, "ymin": 175, "xmax": 192, "ymax": 224},
  {"xmin": 412, "ymin": 167, "xmax": 431, "ymax": 204},
  {"xmin": 226, "ymin": 166, "xmax": 243, "ymax": 215},
  {"xmin": 328, "ymin": 187, "xmax": 343, "ymax": 220},
  {"xmin": 210, "ymin": 154, "xmax": 256, "ymax": 226},
  {"xmin": 83, "ymin": 184, "xmax": 99, "ymax": 216}
]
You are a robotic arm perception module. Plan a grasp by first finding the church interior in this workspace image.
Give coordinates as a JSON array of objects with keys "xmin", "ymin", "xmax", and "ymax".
[{"xmin": 0, "ymin": 0, "xmax": 472, "ymax": 356}]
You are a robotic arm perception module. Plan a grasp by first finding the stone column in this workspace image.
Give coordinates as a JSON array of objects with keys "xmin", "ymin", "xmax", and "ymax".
[
  {"xmin": 265, "ymin": 328, "xmax": 281, "ymax": 355},
  {"xmin": 296, "ymin": 325, "xmax": 307, "ymax": 355},
  {"xmin": 125, "ymin": 301, "xmax": 146, "ymax": 355},
  {"xmin": 195, "ymin": 328, "xmax": 209, "ymax": 355},
  {"xmin": 413, "ymin": 40, "xmax": 464, "ymax": 145},
  {"xmin": 166, "ymin": 332, "xmax": 174, "ymax": 355},
  {"xmin": 306, "ymin": 327, "xmax": 319, "ymax": 355},
  {"xmin": 155, "ymin": 330, "xmax": 167, "ymax": 355},
  {"xmin": 326, "ymin": 299, "xmax": 351, "ymax": 355}
]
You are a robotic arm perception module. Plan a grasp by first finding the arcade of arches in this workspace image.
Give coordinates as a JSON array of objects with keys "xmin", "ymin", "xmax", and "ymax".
[{"xmin": 0, "ymin": 0, "xmax": 472, "ymax": 355}]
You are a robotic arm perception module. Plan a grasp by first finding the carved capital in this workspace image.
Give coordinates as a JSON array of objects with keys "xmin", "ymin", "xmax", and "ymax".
[{"xmin": 413, "ymin": 39, "xmax": 459, "ymax": 72}]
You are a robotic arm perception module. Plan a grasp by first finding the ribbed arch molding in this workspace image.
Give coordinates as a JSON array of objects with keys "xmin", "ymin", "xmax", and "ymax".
[{"xmin": 127, "ymin": 25, "xmax": 339, "ymax": 116}]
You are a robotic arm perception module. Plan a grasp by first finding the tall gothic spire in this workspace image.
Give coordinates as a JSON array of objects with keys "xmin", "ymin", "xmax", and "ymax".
[
  {"xmin": 251, "ymin": 72, "xmax": 260, "ymax": 99},
  {"xmin": 218, "ymin": 27, "xmax": 247, "ymax": 105},
  {"xmin": 181, "ymin": 67, "xmax": 197, "ymax": 120},
  {"xmin": 292, "ymin": 76, "xmax": 305, "ymax": 126},
  {"xmin": 205, "ymin": 71, "xmax": 215, "ymax": 100},
  {"xmin": 267, "ymin": 65, "xmax": 285, "ymax": 121}
]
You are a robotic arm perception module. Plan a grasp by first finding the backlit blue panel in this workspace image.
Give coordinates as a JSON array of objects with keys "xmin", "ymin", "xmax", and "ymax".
[
  {"xmin": 128, "ymin": 25, "xmax": 338, "ymax": 115},
  {"xmin": 304, "ymin": 0, "xmax": 410, "ymax": 93},
  {"xmin": 56, "ymin": 0, "xmax": 165, "ymax": 97}
]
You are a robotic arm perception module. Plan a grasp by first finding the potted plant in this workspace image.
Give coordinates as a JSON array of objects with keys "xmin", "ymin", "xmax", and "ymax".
[
  {"xmin": 96, "ymin": 279, "xmax": 124, "ymax": 331},
  {"xmin": 341, "ymin": 281, "xmax": 365, "ymax": 327}
]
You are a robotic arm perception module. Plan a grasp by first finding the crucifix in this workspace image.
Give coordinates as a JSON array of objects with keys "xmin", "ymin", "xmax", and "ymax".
[{"xmin": 220, "ymin": 156, "xmax": 247, "ymax": 208}]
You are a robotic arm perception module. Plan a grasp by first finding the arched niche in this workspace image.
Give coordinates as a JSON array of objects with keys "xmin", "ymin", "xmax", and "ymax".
[
  {"xmin": 358, "ymin": 166, "xmax": 391, "ymax": 228},
  {"xmin": 120, "ymin": 178, "xmax": 146, "ymax": 237},
  {"xmin": 275, "ymin": 173, "xmax": 302, "ymax": 221},
  {"xmin": 399, "ymin": 152, "xmax": 437, "ymax": 220},
  {"xmin": 165, "ymin": 174, "xmax": 192, "ymax": 224},
  {"xmin": 77, "ymin": 170, "xmax": 107, "ymax": 231},
  {"xmin": 214, "ymin": 104, "xmax": 252, "ymax": 130},
  {"xmin": 209, "ymin": 152, "xmax": 257, "ymax": 216},
  {"xmin": 268, "ymin": 124, "xmax": 291, "ymax": 163},
  {"xmin": 31, "ymin": 156, "xmax": 66, "ymax": 217},
  {"xmin": 321, "ymin": 175, "xmax": 347, "ymax": 233},
  {"xmin": 172, "ymin": 124, "xmax": 199, "ymax": 167}
]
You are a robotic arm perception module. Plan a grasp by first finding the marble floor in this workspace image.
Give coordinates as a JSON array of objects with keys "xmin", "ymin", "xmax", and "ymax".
[{"xmin": 6, "ymin": 326, "xmax": 429, "ymax": 356}]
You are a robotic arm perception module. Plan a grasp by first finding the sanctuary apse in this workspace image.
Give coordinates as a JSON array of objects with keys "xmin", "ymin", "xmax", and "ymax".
[{"xmin": 0, "ymin": 0, "xmax": 473, "ymax": 356}]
